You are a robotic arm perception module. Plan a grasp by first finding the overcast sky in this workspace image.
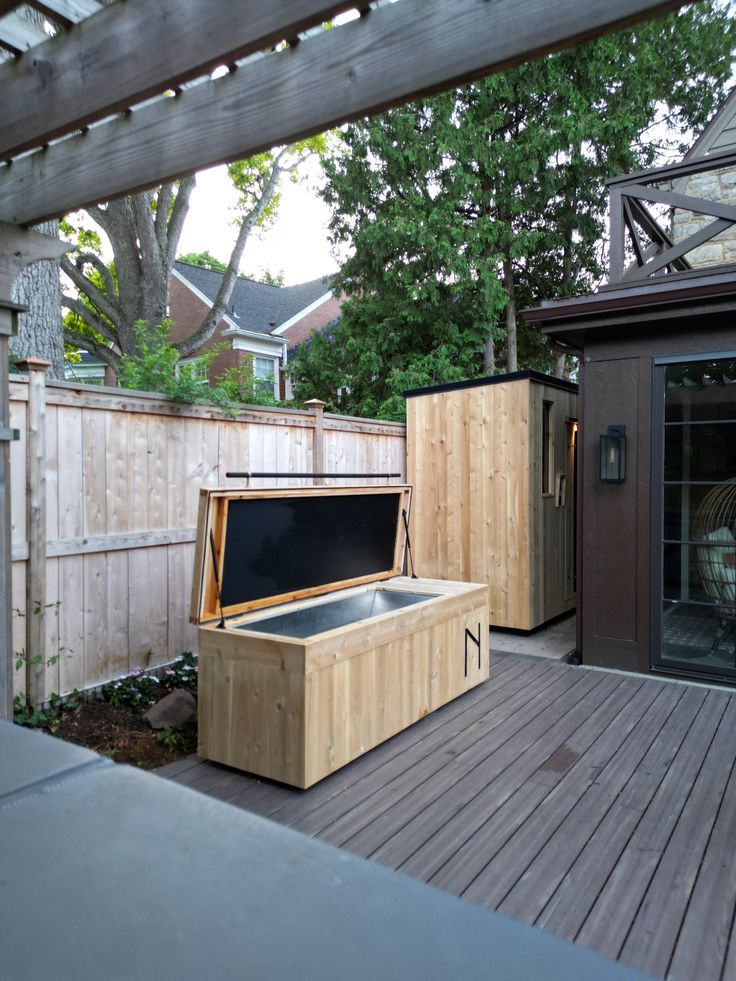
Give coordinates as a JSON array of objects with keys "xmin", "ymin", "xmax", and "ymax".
[{"xmin": 175, "ymin": 158, "xmax": 341, "ymax": 286}]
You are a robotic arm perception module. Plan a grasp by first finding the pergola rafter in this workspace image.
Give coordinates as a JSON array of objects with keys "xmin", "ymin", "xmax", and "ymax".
[{"xmin": 0, "ymin": 0, "xmax": 358, "ymax": 161}]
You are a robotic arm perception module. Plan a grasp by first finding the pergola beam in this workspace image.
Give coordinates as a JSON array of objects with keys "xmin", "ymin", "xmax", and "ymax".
[
  {"xmin": 0, "ymin": 0, "xmax": 360, "ymax": 160},
  {"xmin": 0, "ymin": 0, "xmax": 688, "ymax": 226}
]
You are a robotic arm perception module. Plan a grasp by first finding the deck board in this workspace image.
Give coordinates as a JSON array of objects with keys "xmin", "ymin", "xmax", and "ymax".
[
  {"xmin": 536, "ymin": 689, "xmax": 731, "ymax": 945},
  {"xmin": 162, "ymin": 651, "xmax": 736, "ymax": 981}
]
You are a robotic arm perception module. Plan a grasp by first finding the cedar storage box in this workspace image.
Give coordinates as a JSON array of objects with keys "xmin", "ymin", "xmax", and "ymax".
[{"xmin": 191, "ymin": 485, "xmax": 489, "ymax": 788}]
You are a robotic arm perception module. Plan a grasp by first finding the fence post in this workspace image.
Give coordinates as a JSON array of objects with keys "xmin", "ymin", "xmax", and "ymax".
[
  {"xmin": 16, "ymin": 358, "xmax": 50, "ymax": 708},
  {"xmin": 304, "ymin": 399, "xmax": 326, "ymax": 485},
  {"xmin": 0, "ymin": 306, "xmax": 21, "ymax": 720}
]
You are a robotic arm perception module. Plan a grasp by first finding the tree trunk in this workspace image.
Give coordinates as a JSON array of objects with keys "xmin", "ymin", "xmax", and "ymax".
[
  {"xmin": 10, "ymin": 221, "xmax": 65, "ymax": 380},
  {"xmin": 553, "ymin": 350, "xmax": 568, "ymax": 379},
  {"xmin": 483, "ymin": 334, "xmax": 495, "ymax": 374},
  {"xmin": 503, "ymin": 257, "xmax": 517, "ymax": 373}
]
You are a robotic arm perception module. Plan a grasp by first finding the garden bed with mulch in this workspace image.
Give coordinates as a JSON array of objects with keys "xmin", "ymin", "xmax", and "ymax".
[{"xmin": 15, "ymin": 654, "xmax": 199, "ymax": 770}]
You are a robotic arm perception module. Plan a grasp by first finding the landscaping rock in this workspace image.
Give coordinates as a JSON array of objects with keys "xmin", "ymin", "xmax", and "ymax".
[{"xmin": 144, "ymin": 689, "xmax": 197, "ymax": 730}]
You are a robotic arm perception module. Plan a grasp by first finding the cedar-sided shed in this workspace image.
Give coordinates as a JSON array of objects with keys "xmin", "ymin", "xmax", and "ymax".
[{"xmin": 405, "ymin": 370, "xmax": 578, "ymax": 631}]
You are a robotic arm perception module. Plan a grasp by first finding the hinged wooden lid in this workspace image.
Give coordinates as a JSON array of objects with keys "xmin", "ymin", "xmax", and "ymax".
[{"xmin": 190, "ymin": 484, "xmax": 412, "ymax": 625}]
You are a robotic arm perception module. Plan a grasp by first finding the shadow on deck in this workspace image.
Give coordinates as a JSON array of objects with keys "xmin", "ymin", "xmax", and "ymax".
[{"xmin": 160, "ymin": 649, "xmax": 736, "ymax": 981}]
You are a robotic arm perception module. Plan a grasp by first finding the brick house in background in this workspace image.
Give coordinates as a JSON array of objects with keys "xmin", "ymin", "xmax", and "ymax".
[{"xmin": 167, "ymin": 260, "xmax": 340, "ymax": 399}]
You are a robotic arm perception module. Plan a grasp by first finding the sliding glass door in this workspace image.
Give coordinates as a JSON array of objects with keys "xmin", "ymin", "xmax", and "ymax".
[{"xmin": 653, "ymin": 354, "xmax": 736, "ymax": 682}]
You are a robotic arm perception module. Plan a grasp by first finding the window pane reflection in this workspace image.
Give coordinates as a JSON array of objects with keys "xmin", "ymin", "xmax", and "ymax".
[
  {"xmin": 662, "ymin": 600, "xmax": 736, "ymax": 675},
  {"xmin": 659, "ymin": 355, "xmax": 736, "ymax": 680}
]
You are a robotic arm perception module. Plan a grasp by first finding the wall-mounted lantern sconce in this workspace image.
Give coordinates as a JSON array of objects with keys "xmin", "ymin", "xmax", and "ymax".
[{"xmin": 600, "ymin": 425, "xmax": 626, "ymax": 483}]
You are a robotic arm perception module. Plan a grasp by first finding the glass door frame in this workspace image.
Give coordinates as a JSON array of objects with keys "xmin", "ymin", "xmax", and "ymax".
[{"xmin": 651, "ymin": 349, "xmax": 736, "ymax": 682}]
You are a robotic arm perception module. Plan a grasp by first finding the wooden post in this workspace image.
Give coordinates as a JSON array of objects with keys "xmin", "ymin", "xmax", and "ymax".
[
  {"xmin": 0, "ymin": 224, "xmax": 66, "ymax": 718},
  {"xmin": 304, "ymin": 399, "xmax": 326, "ymax": 485},
  {"xmin": 0, "ymin": 305, "xmax": 20, "ymax": 719},
  {"xmin": 16, "ymin": 358, "xmax": 50, "ymax": 708}
]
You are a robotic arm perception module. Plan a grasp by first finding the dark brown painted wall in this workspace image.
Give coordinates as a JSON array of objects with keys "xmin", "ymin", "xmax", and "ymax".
[{"xmin": 579, "ymin": 316, "xmax": 736, "ymax": 674}]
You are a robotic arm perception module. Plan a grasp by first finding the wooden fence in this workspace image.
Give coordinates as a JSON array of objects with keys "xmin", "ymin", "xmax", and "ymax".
[{"xmin": 9, "ymin": 368, "xmax": 406, "ymax": 702}]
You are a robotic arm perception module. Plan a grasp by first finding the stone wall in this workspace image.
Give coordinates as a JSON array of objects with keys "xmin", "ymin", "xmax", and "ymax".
[{"xmin": 672, "ymin": 165, "xmax": 736, "ymax": 267}]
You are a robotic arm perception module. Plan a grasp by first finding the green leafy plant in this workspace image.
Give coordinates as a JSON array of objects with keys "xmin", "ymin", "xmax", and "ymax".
[
  {"xmin": 116, "ymin": 321, "xmax": 286, "ymax": 415},
  {"xmin": 117, "ymin": 321, "xmax": 221, "ymax": 401},
  {"xmin": 215, "ymin": 358, "xmax": 281, "ymax": 408},
  {"xmin": 162, "ymin": 652, "xmax": 198, "ymax": 692},
  {"xmin": 14, "ymin": 690, "xmax": 80, "ymax": 729},
  {"xmin": 100, "ymin": 653, "xmax": 198, "ymax": 708},
  {"xmin": 12, "ymin": 600, "xmax": 74, "ymax": 724},
  {"xmin": 156, "ymin": 726, "xmax": 187, "ymax": 751},
  {"xmin": 101, "ymin": 669, "xmax": 161, "ymax": 709}
]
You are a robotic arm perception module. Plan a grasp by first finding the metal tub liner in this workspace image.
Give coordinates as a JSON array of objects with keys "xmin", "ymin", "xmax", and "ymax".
[{"xmin": 237, "ymin": 589, "xmax": 439, "ymax": 639}]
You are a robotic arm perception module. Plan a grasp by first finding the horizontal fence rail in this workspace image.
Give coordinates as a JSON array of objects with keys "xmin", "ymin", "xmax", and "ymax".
[{"xmin": 9, "ymin": 371, "xmax": 406, "ymax": 702}]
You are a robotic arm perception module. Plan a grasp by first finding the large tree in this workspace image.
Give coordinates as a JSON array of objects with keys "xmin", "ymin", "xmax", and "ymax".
[
  {"xmin": 62, "ymin": 139, "xmax": 327, "ymax": 374},
  {"xmin": 292, "ymin": 1, "xmax": 736, "ymax": 420}
]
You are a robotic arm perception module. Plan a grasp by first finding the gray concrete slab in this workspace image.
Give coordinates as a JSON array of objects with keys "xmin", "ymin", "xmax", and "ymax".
[{"xmin": 490, "ymin": 612, "xmax": 576, "ymax": 661}]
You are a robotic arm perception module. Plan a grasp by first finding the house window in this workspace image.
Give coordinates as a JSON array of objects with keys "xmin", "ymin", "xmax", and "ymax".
[
  {"xmin": 177, "ymin": 356, "xmax": 209, "ymax": 385},
  {"xmin": 542, "ymin": 401, "xmax": 554, "ymax": 495},
  {"xmin": 254, "ymin": 356, "xmax": 277, "ymax": 396}
]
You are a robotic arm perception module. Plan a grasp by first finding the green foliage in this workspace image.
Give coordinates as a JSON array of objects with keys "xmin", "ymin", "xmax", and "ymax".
[
  {"xmin": 101, "ymin": 653, "xmax": 198, "ymax": 709},
  {"xmin": 243, "ymin": 268, "xmax": 286, "ymax": 286},
  {"xmin": 116, "ymin": 320, "xmax": 284, "ymax": 412},
  {"xmin": 14, "ymin": 690, "xmax": 80, "ymax": 729},
  {"xmin": 12, "ymin": 600, "xmax": 73, "ymax": 719},
  {"xmin": 179, "ymin": 252, "xmax": 285, "ymax": 285},
  {"xmin": 227, "ymin": 136, "xmax": 328, "ymax": 231},
  {"xmin": 292, "ymin": 2, "xmax": 736, "ymax": 419},
  {"xmin": 12, "ymin": 597, "xmax": 77, "ymax": 726},
  {"xmin": 156, "ymin": 726, "xmax": 187, "ymax": 751},
  {"xmin": 60, "ymin": 216, "xmax": 103, "ymax": 254},
  {"xmin": 216, "ymin": 358, "xmax": 281, "ymax": 407},
  {"xmin": 116, "ymin": 320, "xmax": 237, "ymax": 412},
  {"xmin": 117, "ymin": 321, "xmax": 182, "ymax": 394},
  {"xmin": 177, "ymin": 251, "xmax": 228, "ymax": 273}
]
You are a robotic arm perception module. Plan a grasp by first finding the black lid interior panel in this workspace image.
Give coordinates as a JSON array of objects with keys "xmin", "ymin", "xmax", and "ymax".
[{"xmin": 219, "ymin": 491, "xmax": 403, "ymax": 609}]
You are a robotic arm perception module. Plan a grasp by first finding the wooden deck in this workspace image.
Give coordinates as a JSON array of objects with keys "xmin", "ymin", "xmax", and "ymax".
[{"xmin": 160, "ymin": 652, "xmax": 736, "ymax": 981}]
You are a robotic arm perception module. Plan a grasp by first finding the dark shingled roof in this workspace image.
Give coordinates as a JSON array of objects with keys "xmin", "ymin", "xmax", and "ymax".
[{"xmin": 174, "ymin": 261, "xmax": 333, "ymax": 336}]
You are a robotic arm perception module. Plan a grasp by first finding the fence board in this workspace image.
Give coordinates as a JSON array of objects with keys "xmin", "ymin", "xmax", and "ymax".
[
  {"xmin": 128, "ymin": 546, "xmax": 167, "ymax": 666},
  {"xmin": 58, "ymin": 555, "xmax": 84, "ymax": 694},
  {"xmin": 105, "ymin": 409, "xmax": 128, "ymax": 534},
  {"xmin": 148, "ymin": 416, "xmax": 169, "ymax": 530},
  {"xmin": 128, "ymin": 411, "xmax": 149, "ymax": 532},
  {"xmin": 9, "ymin": 378, "xmax": 405, "ymax": 698},
  {"xmin": 43, "ymin": 556, "xmax": 61, "ymax": 700},
  {"xmin": 9, "ymin": 396, "xmax": 25, "ymax": 546},
  {"xmin": 166, "ymin": 415, "xmax": 187, "ymax": 530},
  {"xmin": 11, "ymin": 560, "xmax": 24, "ymax": 697},
  {"xmin": 167, "ymin": 542, "xmax": 197, "ymax": 658},
  {"xmin": 57, "ymin": 405, "xmax": 83, "ymax": 539}
]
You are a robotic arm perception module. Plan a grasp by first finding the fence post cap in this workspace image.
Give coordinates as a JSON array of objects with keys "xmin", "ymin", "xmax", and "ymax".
[
  {"xmin": 14, "ymin": 357, "xmax": 52, "ymax": 372},
  {"xmin": 304, "ymin": 398, "xmax": 326, "ymax": 410}
]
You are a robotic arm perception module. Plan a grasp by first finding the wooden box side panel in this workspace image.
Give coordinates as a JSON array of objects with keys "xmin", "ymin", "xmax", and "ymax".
[
  {"xmin": 528, "ymin": 382, "xmax": 578, "ymax": 627},
  {"xmin": 198, "ymin": 632, "xmax": 307, "ymax": 787},
  {"xmin": 302, "ymin": 598, "xmax": 489, "ymax": 787},
  {"xmin": 407, "ymin": 381, "xmax": 531, "ymax": 629}
]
